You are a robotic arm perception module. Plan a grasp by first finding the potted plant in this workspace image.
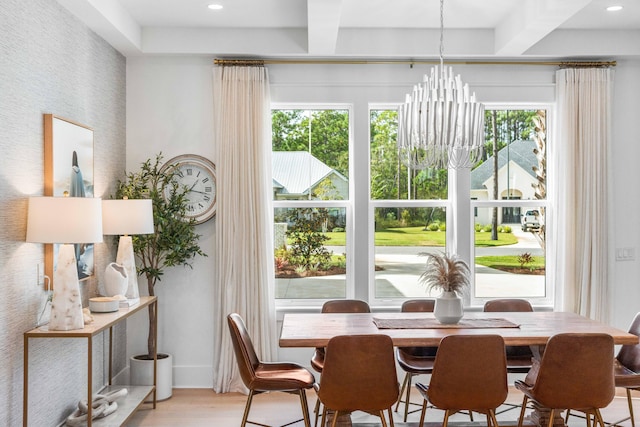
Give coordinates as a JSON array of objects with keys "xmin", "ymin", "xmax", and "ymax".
[
  {"xmin": 114, "ymin": 153, "xmax": 206, "ymax": 399},
  {"xmin": 418, "ymin": 252, "xmax": 470, "ymax": 324}
]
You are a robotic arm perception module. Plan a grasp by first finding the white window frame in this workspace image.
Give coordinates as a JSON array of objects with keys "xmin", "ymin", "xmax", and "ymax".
[{"xmin": 272, "ymin": 103, "xmax": 355, "ymax": 309}]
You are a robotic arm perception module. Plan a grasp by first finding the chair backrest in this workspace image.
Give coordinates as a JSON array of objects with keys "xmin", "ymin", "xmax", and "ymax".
[
  {"xmin": 483, "ymin": 298, "xmax": 533, "ymax": 312},
  {"xmin": 318, "ymin": 334, "xmax": 399, "ymax": 413},
  {"xmin": 617, "ymin": 313, "xmax": 640, "ymax": 372},
  {"xmin": 532, "ymin": 333, "xmax": 615, "ymax": 409},
  {"xmin": 227, "ymin": 313, "xmax": 259, "ymax": 389},
  {"xmin": 321, "ymin": 299, "xmax": 370, "ymax": 313},
  {"xmin": 428, "ymin": 335, "xmax": 507, "ymax": 411},
  {"xmin": 401, "ymin": 299, "xmax": 435, "ymax": 313},
  {"xmin": 400, "ymin": 299, "xmax": 437, "ymax": 357}
]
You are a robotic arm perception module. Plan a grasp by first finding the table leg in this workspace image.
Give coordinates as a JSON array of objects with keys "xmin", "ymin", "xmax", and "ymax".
[{"xmin": 324, "ymin": 410, "xmax": 352, "ymax": 426}]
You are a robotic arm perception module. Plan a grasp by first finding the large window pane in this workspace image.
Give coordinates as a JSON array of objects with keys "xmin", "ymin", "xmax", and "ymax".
[
  {"xmin": 373, "ymin": 206, "xmax": 447, "ymax": 299},
  {"xmin": 474, "ymin": 206, "xmax": 546, "ymax": 298},
  {"xmin": 474, "ymin": 109, "xmax": 546, "ymax": 202},
  {"xmin": 274, "ymin": 207, "xmax": 347, "ymax": 300},
  {"xmin": 273, "ymin": 109, "xmax": 349, "ymax": 201},
  {"xmin": 370, "ymin": 109, "xmax": 447, "ymax": 200},
  {"xmin": 272, "ymin": 107, "xmax": 350, "ymax": 302}
]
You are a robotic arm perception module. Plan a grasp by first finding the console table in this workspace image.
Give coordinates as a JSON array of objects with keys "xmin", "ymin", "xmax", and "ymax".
[{"xmin": 23, "ymin": 296, "xmax": 158, "ymax": 426}]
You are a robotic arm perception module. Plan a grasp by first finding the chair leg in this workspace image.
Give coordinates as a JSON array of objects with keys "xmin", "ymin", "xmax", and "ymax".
[
  {"xmin": 628, "ymin": 388, "xmax": 636, "ymax": 427},
  {"xmin": 395, "ymin": 372, "xmax": 409, "ymax": 412},
  {"xmin": 547, "ymin": 409, "xmax": 555, "ymax": 427},
  {"xmin": 388, "ymin": 408, "xmax": 395, "ymax": 427},
  {"xmin": 299, "ymin": 389, "xmax": 311, "ymax": 427},
  {"xmin": 403, "ymin": 373, "xmax": 413, "ymax": 422},
  {"xmin": 330, "ymin": 410, "xmax": 340, "ymax": 427},
  {"xmin": 443, "ymin": 409, "xmax": 451, "ymax": 427},
  {"xmin": 418, "ymin": 399, "xmax": 428, "ymax": 427},
  {"xmin": 313, "ymin": 398, "xmax": 322, "ymax": 427},
  {"xmin": 380, "ymin": 410, "xmax": 388, "ymax": 427},
  {"xmin": 566, "ymin": 409, "xmax": 572, "ymax": 424},
  {"xmin": 240, "ymin": 390, "xmax": 255, "ymax": 427},
  {"xmin": 489, "ymin": 409, "xmax": 500, "ymax": 427},
  {"xmin": 517, "ymin": 396, "xmax": 529, "ymax": 427}
]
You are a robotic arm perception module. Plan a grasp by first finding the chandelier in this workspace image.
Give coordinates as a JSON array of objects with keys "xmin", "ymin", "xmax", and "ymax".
[{"xmin": 397, "ymin": 0, "xmax": 485, "ymax": 170}]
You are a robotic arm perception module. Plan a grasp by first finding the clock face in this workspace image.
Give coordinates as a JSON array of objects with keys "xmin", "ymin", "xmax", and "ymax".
[{"xmin": 161, "ymin": 155, "xmax": 217, "ymax": 224}]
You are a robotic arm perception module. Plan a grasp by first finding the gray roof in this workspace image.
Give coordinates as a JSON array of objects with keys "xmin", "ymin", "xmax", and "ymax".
[
  {"xmin": 471, "ymin": 140, "xmax": 538, "ymax": 190},
  {"xmin": 272, "ymin": 151, "xmax": 345, "ymax": 195}
]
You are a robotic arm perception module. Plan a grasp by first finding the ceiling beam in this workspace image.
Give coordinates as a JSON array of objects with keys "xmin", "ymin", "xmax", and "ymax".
[
  {"xmin": 307, "ymin": 0, "xmax": 343, "ymax": 55},
  {"xmin": 57, "ymin": 0, "xmax": 142, "ymax": 55},
  {"xmin": 494, "ymin": 0, "xmax": 593, "ymax": 56}
]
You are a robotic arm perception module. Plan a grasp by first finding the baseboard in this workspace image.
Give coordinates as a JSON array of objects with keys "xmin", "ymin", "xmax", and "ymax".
[{"xmin": 173, "ymin": 365, "xmax": 214, "ymax": 388}]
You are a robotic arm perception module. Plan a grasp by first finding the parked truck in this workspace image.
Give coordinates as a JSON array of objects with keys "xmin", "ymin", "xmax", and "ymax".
[{"xmin": 521, "ymin": 209, "xmax": 541, "ymax": 232}]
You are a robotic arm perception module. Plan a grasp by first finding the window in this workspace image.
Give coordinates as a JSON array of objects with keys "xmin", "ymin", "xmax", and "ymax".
[
  {"xmin": 272, "ymin": 107, "xmax": 352, "ymax": 303},
  {"xmin": 471, "ymin": 108, "xmax": 549, "ymax": 305},
  {"xmin": 272, "ymin": 103, "xmax": 551, "ymax": 308}
]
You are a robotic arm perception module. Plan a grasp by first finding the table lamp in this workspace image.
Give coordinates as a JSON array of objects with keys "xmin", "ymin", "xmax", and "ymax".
[
  {"xmin": 101, "ymin": 198, "xmax": 154, "ymax": 305},
  {"xmin": 26, "ymin": 196, "xmax": 103, "ymax": 331}
]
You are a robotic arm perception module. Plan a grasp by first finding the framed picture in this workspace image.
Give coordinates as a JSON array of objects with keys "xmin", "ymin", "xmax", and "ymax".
[{"xmin": 44, "ymin": 114, "xmax": 95, "ymax": 287}]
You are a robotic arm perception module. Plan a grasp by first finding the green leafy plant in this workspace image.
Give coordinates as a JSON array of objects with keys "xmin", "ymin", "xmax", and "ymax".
[
  {"xmin": 115, "ymin": 153, "xmax": 206, "ymax": 359},
  {"xmin": 286, "ymin": 207, "xmax": 332, "ymax": 270},
  {"xmin": 418, "ymin": 252, "xmax": 470, "ymax": 296}
]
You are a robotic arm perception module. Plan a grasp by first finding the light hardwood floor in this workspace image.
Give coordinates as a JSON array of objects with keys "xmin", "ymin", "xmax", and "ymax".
[{"xmin": 126, "ymin": 387, "xmax": 638, "ymax": 427}]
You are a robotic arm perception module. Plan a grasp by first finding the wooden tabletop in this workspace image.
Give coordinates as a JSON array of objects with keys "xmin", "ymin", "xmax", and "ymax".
[{"xmin": 279, "ymin": 311, "xmax": 639, "ymax": 348}]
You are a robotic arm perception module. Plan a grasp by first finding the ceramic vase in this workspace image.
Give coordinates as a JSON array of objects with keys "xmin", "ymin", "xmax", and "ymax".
[
  {"xmin": 104, "ymin": 262, "xmax": 128, "ymax": 297},
  {"xmin": 434, "ymin": 291, "xmax": 464, "ymax": 324}
]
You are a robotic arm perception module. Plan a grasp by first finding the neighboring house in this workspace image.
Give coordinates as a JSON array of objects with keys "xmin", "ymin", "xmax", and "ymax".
[
  {"xmin": 471, "ymin": 139, "xmax": 542, "ymax": 225},
  {"xmin": 272, "ymin": 151, "xmax": 348, "ymax": 248},
  {"xmin": 272, "ymin": 151, "xmax": 348, "ymax": 200}
]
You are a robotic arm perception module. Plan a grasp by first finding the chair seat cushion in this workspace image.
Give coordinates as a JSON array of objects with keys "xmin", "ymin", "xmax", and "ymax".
[
  {"xmin": 614, "ymin": 360, "xmax": 640, "ymax": 388},
  {"xmin": 251, "ymin": 362, "xmax": 316, "ymax": 391},
  {"xmin": 396, "ymin": 348, "xmax": 435, "ymax": 373}
]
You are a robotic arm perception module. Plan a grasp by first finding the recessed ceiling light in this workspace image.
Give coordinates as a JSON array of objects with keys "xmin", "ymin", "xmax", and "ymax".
[
  {"xmin": 208, "ymin": 4, "xmax": 223, "ymax": 10},
  {"xmin": 606, "ymin": 5, "xmax": 623, "ymax": 11}
]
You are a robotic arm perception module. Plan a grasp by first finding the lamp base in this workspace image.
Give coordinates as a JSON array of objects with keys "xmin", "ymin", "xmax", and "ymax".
[
  {"xmin": 49, "ymin": 244, "xmax": 84, "ymax": 331},
  {"xmin": 115, "ymin": 236, "xmax": 140, "ymax": 301}
]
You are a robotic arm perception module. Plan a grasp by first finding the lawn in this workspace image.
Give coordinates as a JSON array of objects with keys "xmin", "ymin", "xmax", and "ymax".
[{"xmin": 324, "ymin": 226, "xmax": 518, "ymax": 247}]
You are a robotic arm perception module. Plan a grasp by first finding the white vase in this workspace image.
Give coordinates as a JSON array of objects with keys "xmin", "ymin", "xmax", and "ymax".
[
  {"xmin": 104, "ymin": 262, "xmax": 128, "ymax": 297},
  {"xmin": 130, "ymin": 353, "xmax": 173, "ymax": 401},
  {"xmin": 434, "ymin": 291, "xmax": 464, "ymax": 324}
]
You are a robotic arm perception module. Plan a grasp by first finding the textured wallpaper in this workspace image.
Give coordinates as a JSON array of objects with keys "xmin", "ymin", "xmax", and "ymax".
[{"xmin": 0, "ymin": 0, "xmax": 126, "ymax": 425}]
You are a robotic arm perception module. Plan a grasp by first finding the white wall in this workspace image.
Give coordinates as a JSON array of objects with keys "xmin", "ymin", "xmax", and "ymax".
[
  {"xmin": 126, "ymin": 56, "xmax": 640, "ymax": 382},
  {"xmin": 126, "ymin": 56, "xmax": 216, "ymax": 387},
  {"xmin": 0, "ymin": 1, "xmax": 126, "ymax": 425}
]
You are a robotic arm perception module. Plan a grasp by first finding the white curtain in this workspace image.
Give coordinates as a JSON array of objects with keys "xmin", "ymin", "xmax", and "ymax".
[
  {"xmin": 553, "ymin": 68, "xmax": 614, "ymax": 322},
  {"xmin": 212, "ymin": 65, "xmax": 277, "ymax": 393}
]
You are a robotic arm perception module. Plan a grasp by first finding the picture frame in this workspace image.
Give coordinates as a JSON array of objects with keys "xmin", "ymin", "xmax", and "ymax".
[{"xmin": 43, "ymin": 114, "xmax": 95, "ymax": 288}]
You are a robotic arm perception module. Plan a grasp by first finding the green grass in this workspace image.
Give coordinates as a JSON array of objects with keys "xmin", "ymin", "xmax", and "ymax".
[
  {"xmin": 475, "ymin": 255, "xmax": 545, "ymax": 269},
  {"xmin": 323, "ymin": 226, "xmax": 518, "ymax": 247}
]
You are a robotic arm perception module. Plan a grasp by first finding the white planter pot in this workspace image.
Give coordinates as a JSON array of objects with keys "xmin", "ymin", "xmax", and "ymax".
[
  {"xmin": 130, "ymin": 353, "xmax": 173, "ymax": 401},
  {"xmin": 434, "ymin": 291, "xmax": 464, "ymax": 324}
]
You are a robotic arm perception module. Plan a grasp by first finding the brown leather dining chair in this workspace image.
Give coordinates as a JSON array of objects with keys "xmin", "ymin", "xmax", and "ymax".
[
  {"xmin": 310, "ymin": 299, "xmax": 370, "ymax": 427},
  {"xmin": 483, "ymin": 298, "xmax": 535, "ymax": 374},
  {"xmin": 614, "ymin": 312, "xmax": 640, "ymax": 427},
  {"xmin": 566, "ymin": 312, "xmax": 640, "ymax": 427},
  {"xmin": 317, "ymin": 334, "xmax": 399, "ymax": 427},
  {"xmin": 227, "ymin": 313, "xmax": 316, "ymax": 427},
  {"xmin": 515, "ymin": 333, "xmax": 615, "ymax": 427},
  {"xmin": 395, "ymin": 299, "xmax": 438, "ymax": 422},
  {"xmin": 416, "ymin": 334, "xmax": 508, "ymax": 427}
]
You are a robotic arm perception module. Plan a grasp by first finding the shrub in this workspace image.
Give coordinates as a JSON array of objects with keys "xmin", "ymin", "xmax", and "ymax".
[
  {"xmin": 427, "ymin": 222, "xmax": 440, "ymax": 231},
  {"xmin": 439, "ymin": 223, "xmax": 446, "ymax": 231},
  {"xmin": 517, "ymin": 252, "xmax": 534, "ymax": 269},
  {"xmin": 332, "ymin": 227, "xmax": 345, "ymax": 232},
  {"xmin": 482, "ymin": 225, "xmax": 493, "ymax": 232}
]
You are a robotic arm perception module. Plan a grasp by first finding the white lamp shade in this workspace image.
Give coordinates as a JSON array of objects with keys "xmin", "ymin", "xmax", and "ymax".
[
  {"xmin": 102, "ymin": 199, "xmax": 154, "ymax": 235},
  {"xmin": 26, "ymin": 197, "xmax": 103, "ymax": 244}
]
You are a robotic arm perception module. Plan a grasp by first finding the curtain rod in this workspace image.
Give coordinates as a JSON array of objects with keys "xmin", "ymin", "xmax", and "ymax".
[{"xmin": 214, "ymin": 58, "xmax": 616, "ymax": 67}]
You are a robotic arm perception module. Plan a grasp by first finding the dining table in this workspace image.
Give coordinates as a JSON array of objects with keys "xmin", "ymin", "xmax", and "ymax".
[{"xmin": 279, "ymin": 310, "xmax": 639, "ymax": 427}]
